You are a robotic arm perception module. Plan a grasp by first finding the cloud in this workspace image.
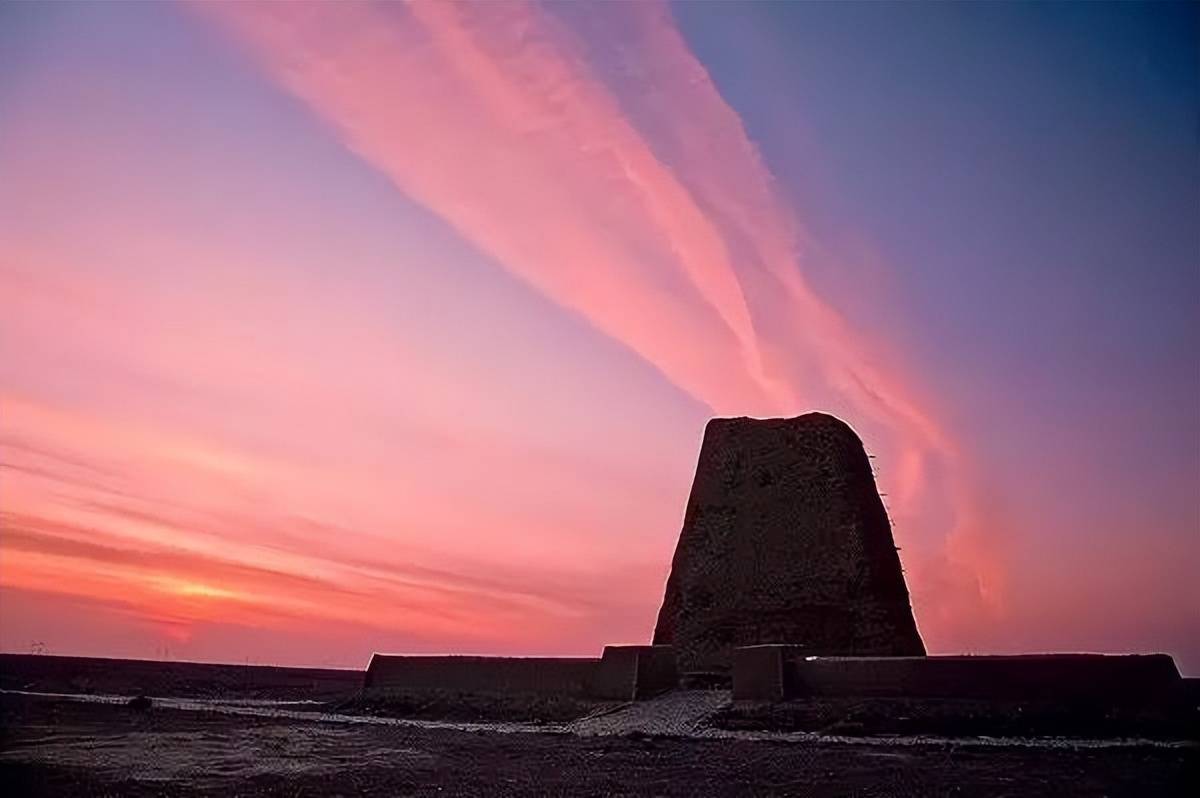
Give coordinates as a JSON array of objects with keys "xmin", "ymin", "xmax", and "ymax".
[
  {"xmin": 0, "ymin": 505, "xmax": 606, "ymax": 648},
  {"xmin": 194, "ymin": 0, "xmax": 791, "ymax": 415},
  {"xmin": 0, "ymin": 401, "xmax": 669, "ymax": 653},
  {"xmin": 195, "ymin": 0, "xmax": 1008, "ymax": 645}
]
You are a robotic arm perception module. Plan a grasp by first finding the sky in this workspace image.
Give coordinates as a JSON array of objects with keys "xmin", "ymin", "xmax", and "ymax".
[{"xmin": 1, "ymin": 1, "xmax": 1197, "ymax": 672}]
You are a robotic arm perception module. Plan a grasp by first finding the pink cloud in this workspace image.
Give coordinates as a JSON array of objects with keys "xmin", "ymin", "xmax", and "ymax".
[{"xmin": 195, "ymin": 0, "xmax": 1009, "ymax": 649}]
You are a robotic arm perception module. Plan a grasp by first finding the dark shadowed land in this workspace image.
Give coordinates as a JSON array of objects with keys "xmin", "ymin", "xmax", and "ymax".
[
  {"xmin": 714, "ymin": 694, "xmax": 1200, "ymax": 741},
  {"xmin": 0, "ymin": 653, "xmax": 361, "ymax": 701},
  {"xmin": 2, "ymin": 694, "xmax": 1197, "ymax": 797},
  {"xmin": 2, "ymin": 655, "xmax": 1198, "ymax": 797}
]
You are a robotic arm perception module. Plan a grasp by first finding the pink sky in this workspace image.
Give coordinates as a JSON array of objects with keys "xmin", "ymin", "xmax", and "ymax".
[{"xmin": 2, "ymin": 1, "xmax": 1196, "ymax": 671}]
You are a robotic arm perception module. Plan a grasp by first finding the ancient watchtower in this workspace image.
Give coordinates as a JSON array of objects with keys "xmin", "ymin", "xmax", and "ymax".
[{"xmin": 653, "ymin": 413, "xmax": 925, "ymax": 673}]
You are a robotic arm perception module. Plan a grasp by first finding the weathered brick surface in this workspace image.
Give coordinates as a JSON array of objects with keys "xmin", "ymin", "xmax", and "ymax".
[
  {"xmin": 783, "ymin": 653, "xmax": 1181, "ymax": 701},
  {"xmin": 653, "ymin": 414, "xmax": 925, "ymax": 672},
  {"xmin": 364, "ymin": 655, "xmax": 598, "ymax": 694},
  {"xmin": 589, "ymin": 645, "xmax": 679, "ymax": 700},
  {"xmin": 364, "ymin": 647, "xmax": 681, "ymax": 701}
]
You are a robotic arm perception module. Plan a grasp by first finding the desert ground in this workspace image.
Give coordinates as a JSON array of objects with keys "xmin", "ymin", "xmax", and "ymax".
[{"xmin": 1, "ymin": 655, "xmax": 1196, "ymax": 796}]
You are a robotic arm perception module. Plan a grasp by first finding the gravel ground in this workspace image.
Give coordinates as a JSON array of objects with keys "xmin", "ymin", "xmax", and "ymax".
[{"xmin": 2, "ymin": 693, "xmax": 1196, "ymax": 796}]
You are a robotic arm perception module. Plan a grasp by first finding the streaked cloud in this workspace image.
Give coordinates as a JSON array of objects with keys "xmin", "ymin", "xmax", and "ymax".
[
  {"xmin": 196, "ymin": 0, "xmax": 1008, "ymax": 638},
  {"xmin": 9, "ymin": 0, "xmax": 1190, "ymax": 670}
]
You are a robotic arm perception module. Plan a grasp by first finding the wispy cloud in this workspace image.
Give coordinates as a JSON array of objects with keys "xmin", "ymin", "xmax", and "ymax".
[
  {"xmin": 196, "ymin": 0, "xmax": 1009, "ymax": 643},
  {"xmin": 0, "ymin": 395, "xmax": 666, "ymax": 655},
  {"xmin": 195, "ymin": 0, "xmax": 788, "ymax": 414}
]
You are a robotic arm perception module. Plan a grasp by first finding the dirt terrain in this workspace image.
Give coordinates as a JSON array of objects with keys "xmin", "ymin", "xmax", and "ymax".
[
  {"xmin": 0, "ymin": 653, "xmax": 361, "ymax": 701},
  {"xmin": 2, "ymin": 692, "xmax": 1196, "ymax": 797},
  {"xmin": 714, "ymin": 694, "xmax": 1200, "ymax": 740},
  {"xmin": 2, "ymin": 655, "xmax": 1196, "ymax": 795}
]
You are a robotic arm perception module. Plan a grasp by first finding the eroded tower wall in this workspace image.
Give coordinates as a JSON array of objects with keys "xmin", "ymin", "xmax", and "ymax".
[{"xmin": 653, "ymin": 414, "xmax": 925, "ymax": 672}]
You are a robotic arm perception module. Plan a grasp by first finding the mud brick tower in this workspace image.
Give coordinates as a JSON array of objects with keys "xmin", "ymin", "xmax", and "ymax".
[{"xmin": 653, "ymin": 413, "xmax": 926, "ymax": 673}]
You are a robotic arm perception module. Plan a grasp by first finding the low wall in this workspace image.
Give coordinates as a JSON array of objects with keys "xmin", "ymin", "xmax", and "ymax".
[
  {"xmin": 590, "ymin": 645, "xmax": 679, "ymax": 700},
  {"xmin": 733, "ymin": 648, "xmax": 1183, "ymax": 703},
  {"xmin": 365, "ymin": 646, "xmax": 680, "ymax": 701},
  {"xmin": 0, "ymin": 653, "xmax": 361, "ymax": 699},
  {"xmin": 365, "ymin": 655, "xmax": 598, "ymax": 694},
  {"xmin": 1181, "ymin": 678, "xmax": 1200, "ymax": 707},
  {"xmin": 732, "ymin": 645, "xmax": 803, "ymax": 701}
]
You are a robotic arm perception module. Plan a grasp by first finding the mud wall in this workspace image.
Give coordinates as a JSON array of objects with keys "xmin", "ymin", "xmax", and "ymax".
[
  {"xmin": 0, "ymin": 653, "xmax": 360, "ymax": 698},
  {"xmin": 365, "ymin": 646, "xmax": 679, "ymax": 700},
  {"xmin": 732, "ymin": 648, "xmax": 1183, "ymax": 702},
  {"xmin": 788, "ymin": 653, "xmax": 1181, "ymax": 701},
  {"xmin": 364, "ymin": 655, "xmax": 599, "ymax": 694},
  {"xmin": 589, "ymin": 645, "xmax": 679, "ymax": 700}
]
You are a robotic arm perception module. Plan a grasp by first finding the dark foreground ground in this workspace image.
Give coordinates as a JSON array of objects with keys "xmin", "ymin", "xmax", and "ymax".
[
  {"xmin": 2, "ymin": 693, "xmax": 1197, "ymax": 797},
  {"xmin": 2, "ymin": 655, "xmax": 1197, "ymax": 795},
  {"xmin": 713, "ymin": 694, "xmax": 1200, "ymax": 740}
]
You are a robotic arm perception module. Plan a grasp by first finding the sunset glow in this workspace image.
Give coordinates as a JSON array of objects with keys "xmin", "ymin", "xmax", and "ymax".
[{"xmin": 1, "ymin": 1, "xmax": 1196, "ymax": 671}]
